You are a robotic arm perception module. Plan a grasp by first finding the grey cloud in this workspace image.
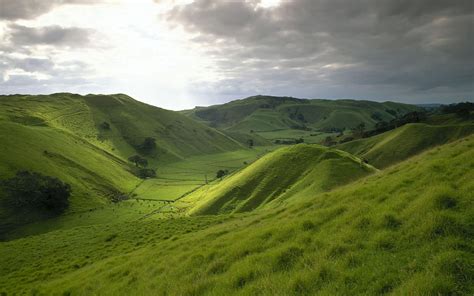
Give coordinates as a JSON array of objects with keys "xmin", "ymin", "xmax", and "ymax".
[
  {"xmin": 167, "ymin": 0, "xmax": 474, "ymax": 103},
  {"xmin": 8, "ymin": 24, "xmax": 94, "ymax": 47},
  {"xmin": 7, "ymin": 57, "xmax": 55, "ymax": 72},
  {"xmin": 0, "ymin": 0, "xmax": 102, "ymax": 20}
]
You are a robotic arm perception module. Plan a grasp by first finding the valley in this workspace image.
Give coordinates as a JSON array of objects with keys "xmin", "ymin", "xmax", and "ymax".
[{"xmin": 0, "ymin": 94, "xmax": 472, "ymax": 295}]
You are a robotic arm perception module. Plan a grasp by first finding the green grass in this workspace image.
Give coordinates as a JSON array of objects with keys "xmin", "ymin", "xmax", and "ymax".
[
  {"xmin": 256, "ymin": 129, "xmax": 336, "ymax": 144},
  {"xmin": 133, "ymin": 147, "xmax": 275, "ymax": 201},
  {"xmin": 0, "ymin": 121, "xmax": 140, "ymax": 233},
  {"xmin": 184, "ymin": 95, "xmax": 422, "ymax": 133},
  {"xmin": 337, "ymin": 122, "xmax": 474, "ymax": 168},
  {"xmin": 1, "ymin": 146, "xmax": 273, "ymax": 238},
  {"xmin": 185, "ymin": 144, "xmax": 376, "ymax": 215},
  {"xmin": 1, "ymin": 94, "xmax": 472, "ymax": 295},
  {"xmin": 0, "ymin": 93, "xmax": 247, "ymax": 234},
  {"xmin": 1, "ymin": 135, "xmax": 472, "ymax": 295}
]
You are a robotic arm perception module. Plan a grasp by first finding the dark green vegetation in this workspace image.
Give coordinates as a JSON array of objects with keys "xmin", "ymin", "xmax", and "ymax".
[
  {"xmin": 0, "ymin": 94, "xmax": 473, "ymax": 295},
  {"xmin": 2, "ymin": 171, "xmax": 71, "ymax": 214},
  {"xmin": 183, "ymin": 95, "xmax": 422, "ymax": 143}
]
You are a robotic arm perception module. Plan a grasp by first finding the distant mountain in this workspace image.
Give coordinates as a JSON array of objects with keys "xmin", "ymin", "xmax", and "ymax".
[{"xmin": 182, "ymin": 95, "xmax": 423, "ymax": 133}]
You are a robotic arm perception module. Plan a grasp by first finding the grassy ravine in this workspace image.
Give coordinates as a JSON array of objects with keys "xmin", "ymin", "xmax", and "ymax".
[
  {"xmin": 185, "ymin": 144, "xmax": 376, "ymax": 215},
  {"xmin": 1, "ymin": 136, "xmax": 472, "ymax": 295},
  {"xmin": 337, "ymin": 122, "xmax": 474, "ymax": 168}
]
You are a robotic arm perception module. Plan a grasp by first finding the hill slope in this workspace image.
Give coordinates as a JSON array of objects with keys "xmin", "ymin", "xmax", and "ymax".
[
  {"xmin": 1, "ymin": 135, "xmax": 472, "ymax": 295},
  {"xmin": 183, "ymin": 95, "xmax": 422, "ymax": 133},
  {"xmin": 0, "ymin": 93, "xmax": 243, "ymax": 232},
  {"xmin": 185, "ymin": 144, "xmax": 376, "ymax": 215},
  {"xmin": 337, "ymin": 123, "xmax": 474, "ymax": 168}
]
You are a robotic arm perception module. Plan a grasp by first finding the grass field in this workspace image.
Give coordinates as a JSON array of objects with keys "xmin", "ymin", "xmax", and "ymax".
[
  {"xmin": 337, "ymin": 122, "xmax": 474, "ymax": 168},
  {"xmin": 1, "ymin": 135, "xmax": 472, "ymax": 295}
]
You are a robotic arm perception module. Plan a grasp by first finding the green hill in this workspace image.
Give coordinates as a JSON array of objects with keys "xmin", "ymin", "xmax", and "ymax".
[
  {"xmin": 337, "ymin": 123, "xmax": 474, "ymax": 168},
  {"xmin": 1, "ymin": 135, "xmax": 472, "ymax": 295},
  {"xmin": 183, "ymin": 95, "xmax": 422, "ymax": 133},
  {"xmin": 185, "ymin": 144, "xmax": 376, "ymax": 215},
  {"xmin": 0, "ymin": 93, "xmax": 244, "ymax": 232}
]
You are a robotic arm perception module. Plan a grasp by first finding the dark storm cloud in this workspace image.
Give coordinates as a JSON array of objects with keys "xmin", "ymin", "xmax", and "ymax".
[
  {"xmin": 8, "ymin": 24, "xmax": 94, "ymax": 46},
  {"xmin": 167, "ymin": 0, "xmax": 474, "ymax": 103},
  {"xmin": 0, "ymin": 0, "xmax": 101, "ymax": 20}
]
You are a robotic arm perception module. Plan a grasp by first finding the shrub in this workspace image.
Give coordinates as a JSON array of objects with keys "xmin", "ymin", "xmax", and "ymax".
[
  {"xmin": 140, "ymin": 137, "xmax": 156, "ymax": 153},
  {"xmin": 128, "ymin": 155, "xmax": 148, "ymax": 168},
  {"xmin": 99, "ymin": 121, "xmax": 110, "ymax": 130},
  {"xmin": 216, "ymin": 169, "xmax": 229, "ymax": 179},
  {"xmin": 1, "ymin": 170, "xmax": 71, "ymax": 213},
  {"xmin": 137, "ymin": 169, "xmax": 156, "ymax": 179}
]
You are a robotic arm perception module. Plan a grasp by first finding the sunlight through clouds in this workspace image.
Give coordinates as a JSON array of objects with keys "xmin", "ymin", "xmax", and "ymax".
[{"xmin": 0, "ymin": 0, "xmax": 472, "ymax": 109}]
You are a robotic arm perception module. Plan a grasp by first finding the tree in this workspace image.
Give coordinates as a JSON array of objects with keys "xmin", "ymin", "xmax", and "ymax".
[
  {"xmin": 323, "ymin": 136, "xmax": 335, "ymax": 146},
  {"xmin": 128, "ymin": 155, "xmax": 148, "ymax": 168},
  {"xmin": 128, "ymin": 155, "xmax": 142, "ymax": 167},
  {"xmin": 140, "ymin": 137, "xmax": 156, "ymax": 153},
  {"xmin": 216, "ymin": 169, "xmax": 229, "ymax": 179},
  {"xmin": 247, "ymin": 139, "xmax": 254, "ymax": 148},
  {"xmin": 99, "ymin": 121, "xmax": 110, "ymax": 130},
  {"xmin": 353, "ymin": 122, "xmax": 366, "ymax": 137},
  {"xmin": 1, "ymin": 171, "xmax": 71, "ymax": 213},
  {"xmin": 137, "ymin": 168, "xmax": 156, "ymax": 179},
  {"xmin": 295, "ymin": 138, "xmax": 304, "ymax": 144},
  {"xmin": 137, "ymin": 158, "xmax": 148, "ymax": 168}
]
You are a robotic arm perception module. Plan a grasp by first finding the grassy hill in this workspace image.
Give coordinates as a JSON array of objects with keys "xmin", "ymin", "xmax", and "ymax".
[
  {"xmin": 0, "ymin": 93, "xmax": 244, "ymax": 233},
  {"xmin": 337, "ymin": 123, "xmax": 474, "ymax": 168},
  {"xmin": 183, "ymin": 95, "xmax": 422, "ymax": 134},
  {"xmin": 184, "ymin": 144, "xmax": 376, "ymax": 215},
  {"xmin": 1, "ymin": 135, "xmax": 472, "ymax": 295}
]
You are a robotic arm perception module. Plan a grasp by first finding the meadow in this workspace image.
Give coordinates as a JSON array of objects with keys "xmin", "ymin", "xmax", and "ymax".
[
  {"xmin": 1, "ymin": 135, "xmax": 472, "ymax": 295},
  {"xmin": 0, "ymin": 94, "xmax": 472, "ymax": 295}
]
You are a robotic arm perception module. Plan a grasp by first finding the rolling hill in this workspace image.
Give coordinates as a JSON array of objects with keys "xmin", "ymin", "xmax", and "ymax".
[
  {"xmin": 0, "ymin": 93, "xmax": 244, "ymax": 233},
  {"xmin": 183, "ymin": 95, "xmax": 422, "ymax": 133},
  {"xmin": 337, "ymin": 122, "xmax": 474, "ymax": 168},
  {"xmin": 1, "ymin": 134, "xmax": 472, "ymax": 295},
  {"xmin": 184, "ymin": 144, "xmax": 376, "ymax": 215}
]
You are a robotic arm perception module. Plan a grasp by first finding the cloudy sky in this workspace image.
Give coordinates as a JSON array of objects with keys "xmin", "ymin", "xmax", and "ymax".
[{"xmin": 0, "ymin": 0, "xmax": 472, "ymax": 109}]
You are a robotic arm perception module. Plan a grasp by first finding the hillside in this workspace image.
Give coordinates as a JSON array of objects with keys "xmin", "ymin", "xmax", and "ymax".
[
  {"xmin": 337, "ymin": 123, "xmax": 474, "ymax": 168},
  {"xmin": 184, "ymin": 144, "xmax": 376, "ymax": 215},
  {"xmin": 1, "ymin": 135, "xmax": 472, "ymax": 295},
  {"xmin": 183, "ymin": 95, "xmax": 422, "ymax": 133},
  {"xmin": 0, "ymin": 93, "xmax": 244, "ymax": 233}
]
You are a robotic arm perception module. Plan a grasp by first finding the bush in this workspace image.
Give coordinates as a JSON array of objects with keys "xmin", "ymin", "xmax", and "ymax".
[
  {"xmin": 99, "ymin": 121, "xmax": 110, "ymax": 130},
  {"xmin": 216, "ymin": 169, "xmax": 229, "ymax": 179},
  {"xmin": 128, "ymin": 155, "xmax": 148, "ymax": 168},
  {"xmin": 1, "ymin": 171, "xmax": 71, "ymax": 213},
  {"xmin": 136, "ymin": 169, "xmax": 156, "ymax": 179},
  {"xmin": 140, "ymin": 137, "xmax": 156, "ymax": 153}
]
